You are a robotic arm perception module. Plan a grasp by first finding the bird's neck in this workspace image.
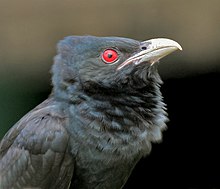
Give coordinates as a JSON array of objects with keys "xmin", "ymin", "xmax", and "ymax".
[
  {"xmin": 53, "ymin": 77, "xmax": 167, "ymax": 158},
  {"xmin": 52, "ymin": 63, "xmax": 168, "ymax": 157}
]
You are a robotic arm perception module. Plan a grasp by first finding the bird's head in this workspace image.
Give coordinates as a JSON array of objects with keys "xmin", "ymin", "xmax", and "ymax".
[
  {"xmin": 51, "ymin": 35, "xmax": 182, "ymax": 150},
  {"xmin": 52, "ymin": 35, "xmax": 182, "ymax": 97}
]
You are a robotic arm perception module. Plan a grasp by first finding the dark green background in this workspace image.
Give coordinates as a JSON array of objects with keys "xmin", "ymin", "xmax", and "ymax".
[{"xmin": 0, "ymin": 0, "xmax": 219, "ymax": 188}]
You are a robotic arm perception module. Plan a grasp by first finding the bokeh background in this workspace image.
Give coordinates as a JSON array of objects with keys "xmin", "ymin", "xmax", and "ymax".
[{"xmin": 0, "ymin": 0, "xmax": 220, "ymax": 188}]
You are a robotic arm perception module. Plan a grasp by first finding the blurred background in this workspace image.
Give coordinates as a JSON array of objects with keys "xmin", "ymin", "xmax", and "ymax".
[{"xmin": 0, "ymin": 0, "xmax": 219, "ymax": 188}]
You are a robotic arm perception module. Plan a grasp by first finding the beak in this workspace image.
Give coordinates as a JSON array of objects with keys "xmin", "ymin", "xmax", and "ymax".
[{"xmin": 117, "ymin": 38, "xmax": 182, "ymax": 70}]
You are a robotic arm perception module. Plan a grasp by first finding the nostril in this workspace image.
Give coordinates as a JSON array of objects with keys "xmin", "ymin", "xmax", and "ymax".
[
  {"xmin": 140, "ymin": 41, "xmax": 152, "ymax": 50},
  {"xmin": 141, "ymin": 46, "xmax": 147, "ymax": 50}
]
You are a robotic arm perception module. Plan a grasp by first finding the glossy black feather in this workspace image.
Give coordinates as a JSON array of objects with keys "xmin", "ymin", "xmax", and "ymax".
[{"xmin": 0, "ymin": 36, "xmax": 168, "ymax": 189}]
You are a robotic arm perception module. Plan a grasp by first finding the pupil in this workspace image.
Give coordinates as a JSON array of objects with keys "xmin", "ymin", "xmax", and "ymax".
[{"xmin": 108, "ymin": 53, "xmax": 113, "ymax": 58}]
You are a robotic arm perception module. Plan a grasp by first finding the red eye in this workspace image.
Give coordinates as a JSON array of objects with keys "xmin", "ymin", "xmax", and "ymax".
[{"xmin": 102, "ymin": 49, "xmax": 119, "ymax": 64}]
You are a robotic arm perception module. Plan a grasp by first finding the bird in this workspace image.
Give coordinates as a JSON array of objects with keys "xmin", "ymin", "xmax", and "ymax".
[{"xmin": 0, "ymin": 35, "xmax": 182, "ymax": 189}]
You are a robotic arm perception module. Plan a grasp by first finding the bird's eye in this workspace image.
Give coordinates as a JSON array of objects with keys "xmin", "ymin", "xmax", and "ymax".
[{"xmin": 102, "ymin": 49, "xmax": 119, "ymax": 64}]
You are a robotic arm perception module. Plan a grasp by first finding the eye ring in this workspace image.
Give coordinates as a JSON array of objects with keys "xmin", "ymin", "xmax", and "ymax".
[{"xmin": 102, "ymin": 49, "xmax": 119, "ymax": 64}]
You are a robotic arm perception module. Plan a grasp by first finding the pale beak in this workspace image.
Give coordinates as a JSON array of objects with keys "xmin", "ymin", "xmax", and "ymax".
[{"xmin": 117, "ymin": 38, "xmax": 182, "ymax": 70}]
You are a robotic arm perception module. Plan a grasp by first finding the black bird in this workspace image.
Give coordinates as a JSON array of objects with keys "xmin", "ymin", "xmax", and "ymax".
[{"xmin": 0, "ymin": 36, "xmax": 182, "ymax": 189}]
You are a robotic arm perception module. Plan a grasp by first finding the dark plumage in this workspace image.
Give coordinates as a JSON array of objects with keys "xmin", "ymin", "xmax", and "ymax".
[{"xmin": 0, "ymin": 36, "xmax": 182, "ymax": 189}]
